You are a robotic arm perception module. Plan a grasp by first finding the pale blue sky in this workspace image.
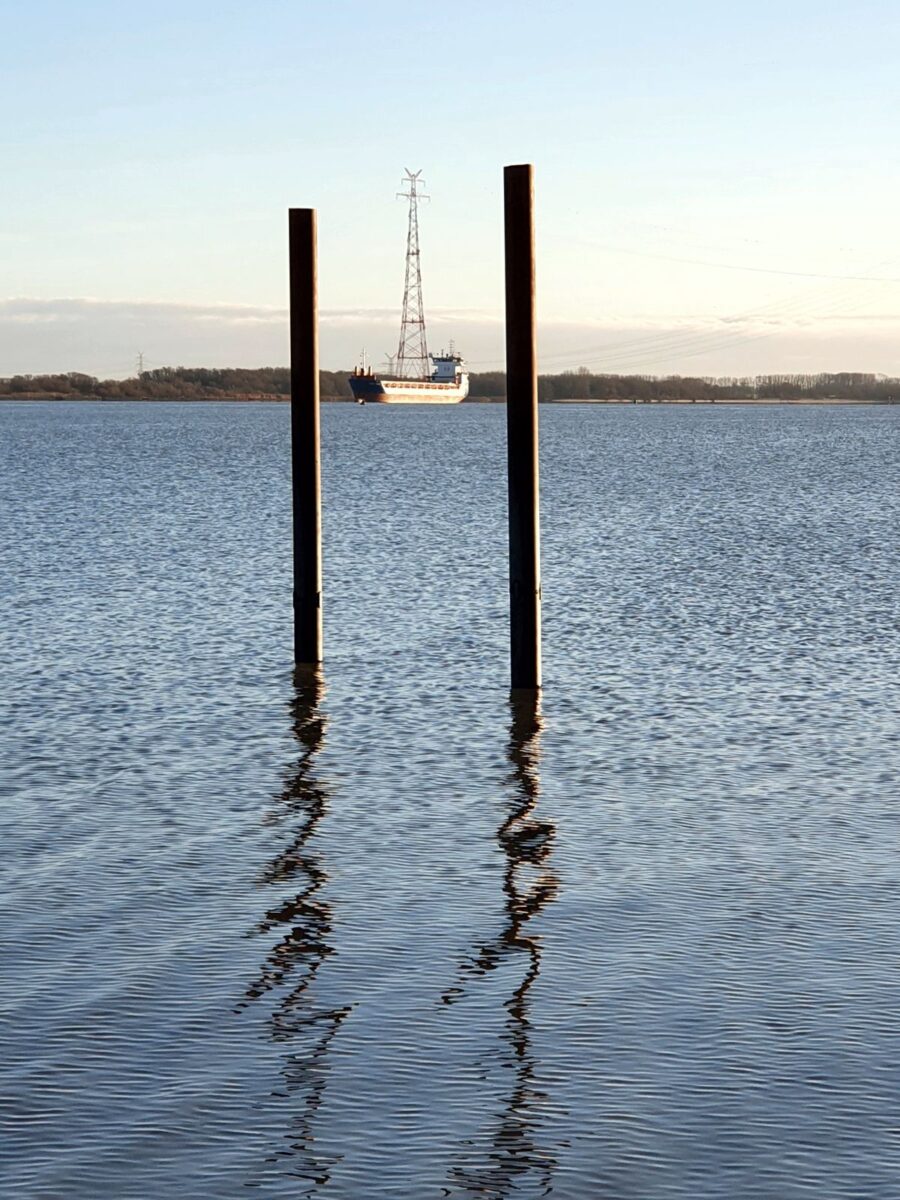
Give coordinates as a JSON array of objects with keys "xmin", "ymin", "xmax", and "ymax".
[{"xmin": 4, "ymin": 0, "xmax": 900, "ymax": 375}]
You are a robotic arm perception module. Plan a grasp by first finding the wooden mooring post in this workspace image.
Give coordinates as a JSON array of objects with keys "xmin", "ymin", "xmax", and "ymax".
[
  {"xmin": 289, "ymin": 208, "xmax": 323, "ymax": 665},
  {"xmin": 504, "ymin": 164, "xmax": 542, "ymax": 690}
]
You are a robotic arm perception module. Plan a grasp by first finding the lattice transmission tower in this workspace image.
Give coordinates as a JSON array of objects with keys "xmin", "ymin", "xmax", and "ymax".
[{"xmin": 395, "ymin": 169, "xmax": 429, "ymax": 379}]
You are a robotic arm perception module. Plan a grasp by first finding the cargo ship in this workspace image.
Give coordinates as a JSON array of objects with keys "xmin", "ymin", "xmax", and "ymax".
[
  {"xmin": 349, "ymin": 170, "xmax": 469, "ymax": 405},
  {"xmin": 349, "ymin": 350, "xmax": 469, "ymax": 405}
]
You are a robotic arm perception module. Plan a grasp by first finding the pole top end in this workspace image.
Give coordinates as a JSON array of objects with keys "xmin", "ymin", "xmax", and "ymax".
[{"xmin": 288, "ymin": 208, "xmax": 317, "ymax": 230}]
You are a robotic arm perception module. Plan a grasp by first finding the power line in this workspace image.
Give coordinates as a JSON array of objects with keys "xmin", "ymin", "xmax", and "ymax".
[
  {"xmin": 466, "ymin": 278, "xmax": 891, "ymax": 375},
  {"xmin": 553, "ymin": 235, "xmax": 900, "ymax": 284},
  {"xmin": 531, "ymin": 249, "xmax": 900, "ymax": 373},
  {"xmin": 578, "ymin": 280, "xmax": 890, "ymax": 373}
]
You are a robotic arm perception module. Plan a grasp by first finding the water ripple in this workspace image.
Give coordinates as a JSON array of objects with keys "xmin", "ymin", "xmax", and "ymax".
[{"xmin": 2, "ymin": 400, "xmax": 899, "ymax": 1198}]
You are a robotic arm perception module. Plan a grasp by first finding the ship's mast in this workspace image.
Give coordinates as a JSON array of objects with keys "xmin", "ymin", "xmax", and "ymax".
[{"xmin": 395, "ymin": 169, "xmax": 429, "ymax": 380}]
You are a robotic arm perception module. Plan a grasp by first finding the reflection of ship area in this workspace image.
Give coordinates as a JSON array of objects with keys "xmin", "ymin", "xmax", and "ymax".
[
  {"xmin": 442, "ymin": 693, "xmax": 561, "ymax": 1197},
  {"xmin": 238, "ymin": 667, "xmax": 350, "ymax": 1187}
]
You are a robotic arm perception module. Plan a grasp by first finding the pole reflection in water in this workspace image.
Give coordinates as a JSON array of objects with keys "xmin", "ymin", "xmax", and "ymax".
[
  {"xmin": 238, "ymin": 667, "xmax": 350, "ymax": 1191},
  {"xmin": 442, "ymin": 692, "xmax": 561, "ymax": 1198}
]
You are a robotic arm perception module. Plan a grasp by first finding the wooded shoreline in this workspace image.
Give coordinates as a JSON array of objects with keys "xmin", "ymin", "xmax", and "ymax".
[{"xmin": 1, "ymin": 366, "xmax": 897, "ymax": 405}]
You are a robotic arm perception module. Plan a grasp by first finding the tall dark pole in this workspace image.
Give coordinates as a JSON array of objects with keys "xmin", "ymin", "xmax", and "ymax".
[
  {"xmin": 504, "ymin": 164, "xmax": 542, "ymax": 690},
  {"xmin": 289, "ymin": 208, "xmax": 323, "ymax": 665}
]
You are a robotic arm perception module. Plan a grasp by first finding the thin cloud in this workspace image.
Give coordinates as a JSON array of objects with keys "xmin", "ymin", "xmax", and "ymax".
[
  {"xmin": 0, "ymin": 297, "xmax": 897, "ymax": 378},
  {"xmin": 0, "ymin": 297, "xmax": 285, "ymax": 324}
]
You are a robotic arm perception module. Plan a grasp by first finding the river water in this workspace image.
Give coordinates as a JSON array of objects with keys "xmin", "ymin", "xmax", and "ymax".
[{"xmin": 2, "ymin": 400, "xmax": 899, "ymax": 1198}]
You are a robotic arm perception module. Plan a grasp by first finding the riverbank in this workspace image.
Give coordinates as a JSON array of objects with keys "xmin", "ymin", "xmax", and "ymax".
[
  {"xmin": 3, "ymin": 368, "xmax": 898, "ymax": 405},
  {"xmin": 543, "ymin": 396, "xmax": 892, "ymax": 405},
  {"xmin": 2, "ymin": 393, "xmax": 894, "ymax": 405}
]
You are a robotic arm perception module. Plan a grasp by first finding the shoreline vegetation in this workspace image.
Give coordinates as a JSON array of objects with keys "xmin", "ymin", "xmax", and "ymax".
[{"xmin": 1, "ymin": 366, "xmax": 898, "ymax": 404}]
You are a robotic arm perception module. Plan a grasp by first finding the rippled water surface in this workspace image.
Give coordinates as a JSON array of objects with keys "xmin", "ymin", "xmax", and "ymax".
[{"xmin": 2, "ymin": 400, "xmax": 899, "ymax": 1198}]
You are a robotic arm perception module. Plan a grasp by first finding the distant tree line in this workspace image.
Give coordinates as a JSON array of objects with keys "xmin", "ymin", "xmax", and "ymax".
[
  {"xmin": 0, "ymin": 366, "xmax": 353, "ymax": 400},
  {"xmin": 530, "ymin": 369, "xmax": 899, "ymax": 403},
  {"xmin": 1, "ymin": 366, "xmax": 897, "ymax": 402}
]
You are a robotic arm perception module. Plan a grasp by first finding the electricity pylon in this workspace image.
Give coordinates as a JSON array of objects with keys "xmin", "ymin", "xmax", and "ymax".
[{"xmin": 395, "ymin": 169, "xmax": 429, "ymax": 379}]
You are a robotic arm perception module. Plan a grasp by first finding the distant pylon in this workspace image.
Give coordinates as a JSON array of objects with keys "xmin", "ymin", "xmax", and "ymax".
[
  {"xmin": 136, "ymin": 351, "xmax": 145, "ymax": 375},
  {"xmin": 396, "ymin": 169, "xmax": 429, "ymax": 380}
]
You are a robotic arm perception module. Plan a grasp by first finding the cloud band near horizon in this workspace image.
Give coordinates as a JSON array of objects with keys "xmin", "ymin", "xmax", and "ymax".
[{"xmin": 1, "ymin": 297, "xmax": 898, "ymax": 379}]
